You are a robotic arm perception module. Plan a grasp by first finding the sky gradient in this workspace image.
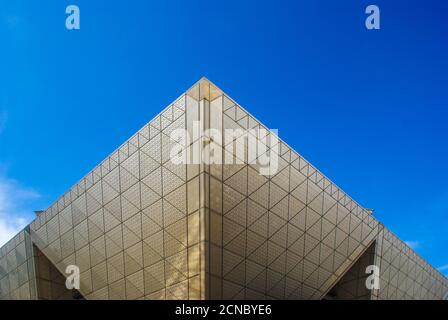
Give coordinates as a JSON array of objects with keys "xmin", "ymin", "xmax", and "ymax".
[{"xmin": 0, "ymin": 0, "xmax": 447, "ymax": 275}]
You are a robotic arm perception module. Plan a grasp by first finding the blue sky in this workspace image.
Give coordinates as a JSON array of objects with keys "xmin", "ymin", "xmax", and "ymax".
[{"xmin": 0, "ymin": 0, "xmax": 447, "ymax": 275}]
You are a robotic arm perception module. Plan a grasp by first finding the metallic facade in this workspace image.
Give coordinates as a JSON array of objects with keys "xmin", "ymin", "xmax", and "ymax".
[{"xmin": 0, "ymin": 78, "xmax": 447, "ymax": 300}]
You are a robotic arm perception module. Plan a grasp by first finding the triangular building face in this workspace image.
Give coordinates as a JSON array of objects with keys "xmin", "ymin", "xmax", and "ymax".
[{"xmin": 1, "ymin": 78, "xmax": 447, "ymax": 300}]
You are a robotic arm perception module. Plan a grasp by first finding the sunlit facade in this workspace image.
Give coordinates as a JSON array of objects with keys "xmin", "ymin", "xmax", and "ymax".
[{"xmin": 1, "ymin": 78, "xmax": 447, "ymax": 300}]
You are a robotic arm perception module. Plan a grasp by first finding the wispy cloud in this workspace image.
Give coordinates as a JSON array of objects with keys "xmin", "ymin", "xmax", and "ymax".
[
  {"xmin": 0, "ymin": 172, "xmax": 40, "ymax": 247},
  {"xmin": 404, "ymin": 240, "xmax": 421, "ymax": 250},
  {"xmin": 437, "ymin": 265, "xmax": 448, "ymax": 272}
]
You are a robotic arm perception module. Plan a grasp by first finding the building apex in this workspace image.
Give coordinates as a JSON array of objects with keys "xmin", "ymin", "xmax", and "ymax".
[{"xmin": 186, "ymin": 77, "xmax": 224, "ymax": 101}]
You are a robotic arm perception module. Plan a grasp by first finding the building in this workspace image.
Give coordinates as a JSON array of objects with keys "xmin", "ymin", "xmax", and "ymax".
[{"xmin": 0, "ymin": 78, "xmax": 447, "ymax": 300}]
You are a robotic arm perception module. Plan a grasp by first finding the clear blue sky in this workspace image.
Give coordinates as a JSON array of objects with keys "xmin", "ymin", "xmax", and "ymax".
[{"xmin": 0, "ymin": 0, "xmax": 447, "ymax": 274}]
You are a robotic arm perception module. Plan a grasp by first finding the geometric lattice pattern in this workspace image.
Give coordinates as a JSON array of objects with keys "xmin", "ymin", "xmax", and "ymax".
[
  {"xmin": 203, "ymin": 80, "xmax": 448, "ymax": 300},
  {"xmin": 27, "ymin": 93, "xmax": 202, "ymax": 300},
  {"xmin": 324, "ymin": 242, "xmax": 377, "ymax": 300},
  {"xmin": 0, "ymin": 228, "xmax": 37, "ymax": 300},
  {"xmin": 0, "ymin": 78, "xmax": 447, "ymax": 299}
]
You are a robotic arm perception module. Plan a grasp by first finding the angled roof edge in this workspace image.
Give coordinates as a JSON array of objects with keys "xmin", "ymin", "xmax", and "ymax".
[
  {"xmin": 197, "ymin": 78, "xmax": 372, "ymax": 216},
  {"xmin": 5, "ymin": 77, "xmax": 447, "ymax": 282}
]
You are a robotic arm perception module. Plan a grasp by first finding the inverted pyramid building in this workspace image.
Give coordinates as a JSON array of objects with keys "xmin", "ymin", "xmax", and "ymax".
[{"xmin": 1, "ymin": 78, "xmax": 447, "ymax": 300}]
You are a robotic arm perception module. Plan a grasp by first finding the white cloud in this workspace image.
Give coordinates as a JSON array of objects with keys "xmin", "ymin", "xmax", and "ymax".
[
  {"xmin": 0, "ymin": 173, "xmax": 40, "ymax": 247},
  {"xmin": 404, "ymin": 240, "xmax": 421, "ymax": 250},
  {"xmin": 438, "ymin": 265, "xmax": 448, "ymax": 272},
  {"xmin": 0, "ymin": 219, "xmax": 27, "ymax": 248}
]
